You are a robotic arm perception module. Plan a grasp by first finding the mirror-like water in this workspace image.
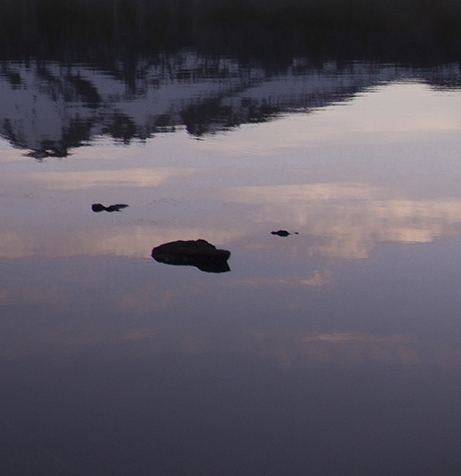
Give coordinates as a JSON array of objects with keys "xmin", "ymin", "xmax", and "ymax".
[{"xmin": 2, "ymin": 1, "xmax": 461, "ymax": 475}]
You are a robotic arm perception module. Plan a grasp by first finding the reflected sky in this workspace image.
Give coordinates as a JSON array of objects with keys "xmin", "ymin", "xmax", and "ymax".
[
  {"xmin": 2, "ymin": 79, "xmax": 461, "ymax": 348},
  {"xmin": 2, "ymin": 75, "xmax": 461, "ymax": 475},
  {"xmin": 2, "ymin": 82, "xmax": 461, "ymax": 263}
]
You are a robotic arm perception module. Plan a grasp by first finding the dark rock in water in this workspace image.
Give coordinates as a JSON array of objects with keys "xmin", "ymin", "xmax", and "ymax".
[
  {"xmin": 92, "ymin": 203, "xmax": 107, "ymax": 212},
  {"xmin": 152, "ymin": 239, "xmax": 231, "ymax": 273},
  {"xmin": 271, "ymin": 230, "xmax": 291, "ymax": 237},
  {"xmin": 92, "ymin": 203, "xmax": 129, "ymax": 212}
]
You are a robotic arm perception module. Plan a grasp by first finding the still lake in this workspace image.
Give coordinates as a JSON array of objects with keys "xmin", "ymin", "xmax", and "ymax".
[{"xmin": 1, "ymin": 54, "xmax": 461, "ymax": 475}]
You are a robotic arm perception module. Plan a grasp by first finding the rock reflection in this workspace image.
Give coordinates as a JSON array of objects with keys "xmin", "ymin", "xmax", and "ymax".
[{"xmin": 152, "ymin": 239, "xmax": 231, "ymax": 273}]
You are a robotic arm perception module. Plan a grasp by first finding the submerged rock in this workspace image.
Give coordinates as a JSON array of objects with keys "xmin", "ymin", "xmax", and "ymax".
[
  {"xmin": 152, "ymin": 239, "xmax": 231, "ymax": 273},
  {"xmin": 92, "ymin": 203, "xmax": 129, "ymax": 212}
]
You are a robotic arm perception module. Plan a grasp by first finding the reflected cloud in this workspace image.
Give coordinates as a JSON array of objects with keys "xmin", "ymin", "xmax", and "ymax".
[
  {"xmin": 289, "ymin": 332, "xmax": 461, "ymax": 368},
  {"xmin": 29, "ymin": 167, "xmax": 198, "ymax": 190},
  {"xmin": 301, "ymin": 270, "xmax": 334, "ymax": 287},
  {"xmin": 224, "ymin": 182, "xmax": 381, "ymax": 202},
  {"xmin": 296, "ymin": 333, "xmax": 423, "ymax": 368},
  {"xmin": 0, "ymin": 226, "xmax": 237, "ymax": 259},
  {"xmin": 1, "ymin": 275, "xmax": 460, "ymax": 369},
  {"xmin": 2, "ymin": 181, "xmax": 461, "ymax": 262},
  {"xmin": 0, "ymin": 288, "xmax": 72, "ymax": 310},
  {"xmin": 224, "ymin": 183, "xmax": 461, "ymax": 259},
  {"xmin": 8, "ymin": 319, "xmax": 460, "ymax": 369},
  {"xmin": 121, "ymin": 328, "xmax": 159, "ymax": 342},
  {"xmin": 144, "ymin": 329, "xmax": 461, "ymax": 369},
  {"xmin": 220, "ymin": 271, "xmax": 334, "ymax": 288},
  {"xmin": 293, "ymin": 333, "xmax": 420, "ymax": 367},
  {"xmin": 119, "ymin": 288, "xmax": 181, "ymax": 314}
]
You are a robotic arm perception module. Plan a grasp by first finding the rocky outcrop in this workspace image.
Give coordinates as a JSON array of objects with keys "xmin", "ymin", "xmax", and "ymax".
[{"xmin": 152, "ymin": 239, "xmax": 231, "ymax": 273}]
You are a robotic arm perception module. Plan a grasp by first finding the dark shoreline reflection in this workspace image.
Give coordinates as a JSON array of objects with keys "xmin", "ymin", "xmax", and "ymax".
[
  {"xmin": 1, "ymin": 57, "xmax": 461, "ymax": 156},
  {"xmin": 1, "ymin": 0, "xmax": 461, "ymax": 62},
  {"xmin": 0, "ymin": 0, "xmax": 461, "ymax": 155}
]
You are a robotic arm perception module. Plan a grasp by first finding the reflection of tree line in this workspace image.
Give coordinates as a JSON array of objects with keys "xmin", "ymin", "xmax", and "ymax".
[
  {"xmin": 0, "ymin": 0, "xmax": 460, "ymax": 61},
  {"xmin": 0, "ymin": 55, "xmax": 321, "ymax": 154},
  {"xmin": 1, "ymin": 57, "xmax": 460, "ymax": 157}
]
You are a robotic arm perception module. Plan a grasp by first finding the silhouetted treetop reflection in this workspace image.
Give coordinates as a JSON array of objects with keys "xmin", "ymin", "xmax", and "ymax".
[
  {"xmin": 0, "ymin": 0, "xmax": 460, "ymax": 62},
  {"xmin": 1, "ymin": 57, "xmax": 460, "ymax": 156},
  {"xmin": 0, "ymin": 0, "xmax": 461, "ymax": 155}
]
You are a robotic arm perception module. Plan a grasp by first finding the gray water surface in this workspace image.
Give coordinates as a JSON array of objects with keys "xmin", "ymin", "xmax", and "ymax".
[{"xmin": 1, "ymin": 54, "xmax": 461, "ymax": 475}]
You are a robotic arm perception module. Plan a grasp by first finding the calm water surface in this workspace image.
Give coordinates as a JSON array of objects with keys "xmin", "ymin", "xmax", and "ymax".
[{"xmin": 1, "ymin": 56, "xmax": 461, "ymax": 475}]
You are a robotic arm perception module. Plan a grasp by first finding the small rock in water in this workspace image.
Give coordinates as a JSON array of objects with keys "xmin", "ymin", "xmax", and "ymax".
[
  {"xmin": 92, "ymin": 203, "xmax": 129, "ymax": 212},
  {"xmin": 271, "ymin": 230, "xmax": 291, "ymax": 237},
  {"xmin": 92, "ymin": 203, "xmax": 106, "ymax": 212}
]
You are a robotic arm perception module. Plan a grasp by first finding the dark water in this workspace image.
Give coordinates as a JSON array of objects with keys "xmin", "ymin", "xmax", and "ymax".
[{"xmin": 1, "ymin": 2, "xmax": 461, "ymax": 475}]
